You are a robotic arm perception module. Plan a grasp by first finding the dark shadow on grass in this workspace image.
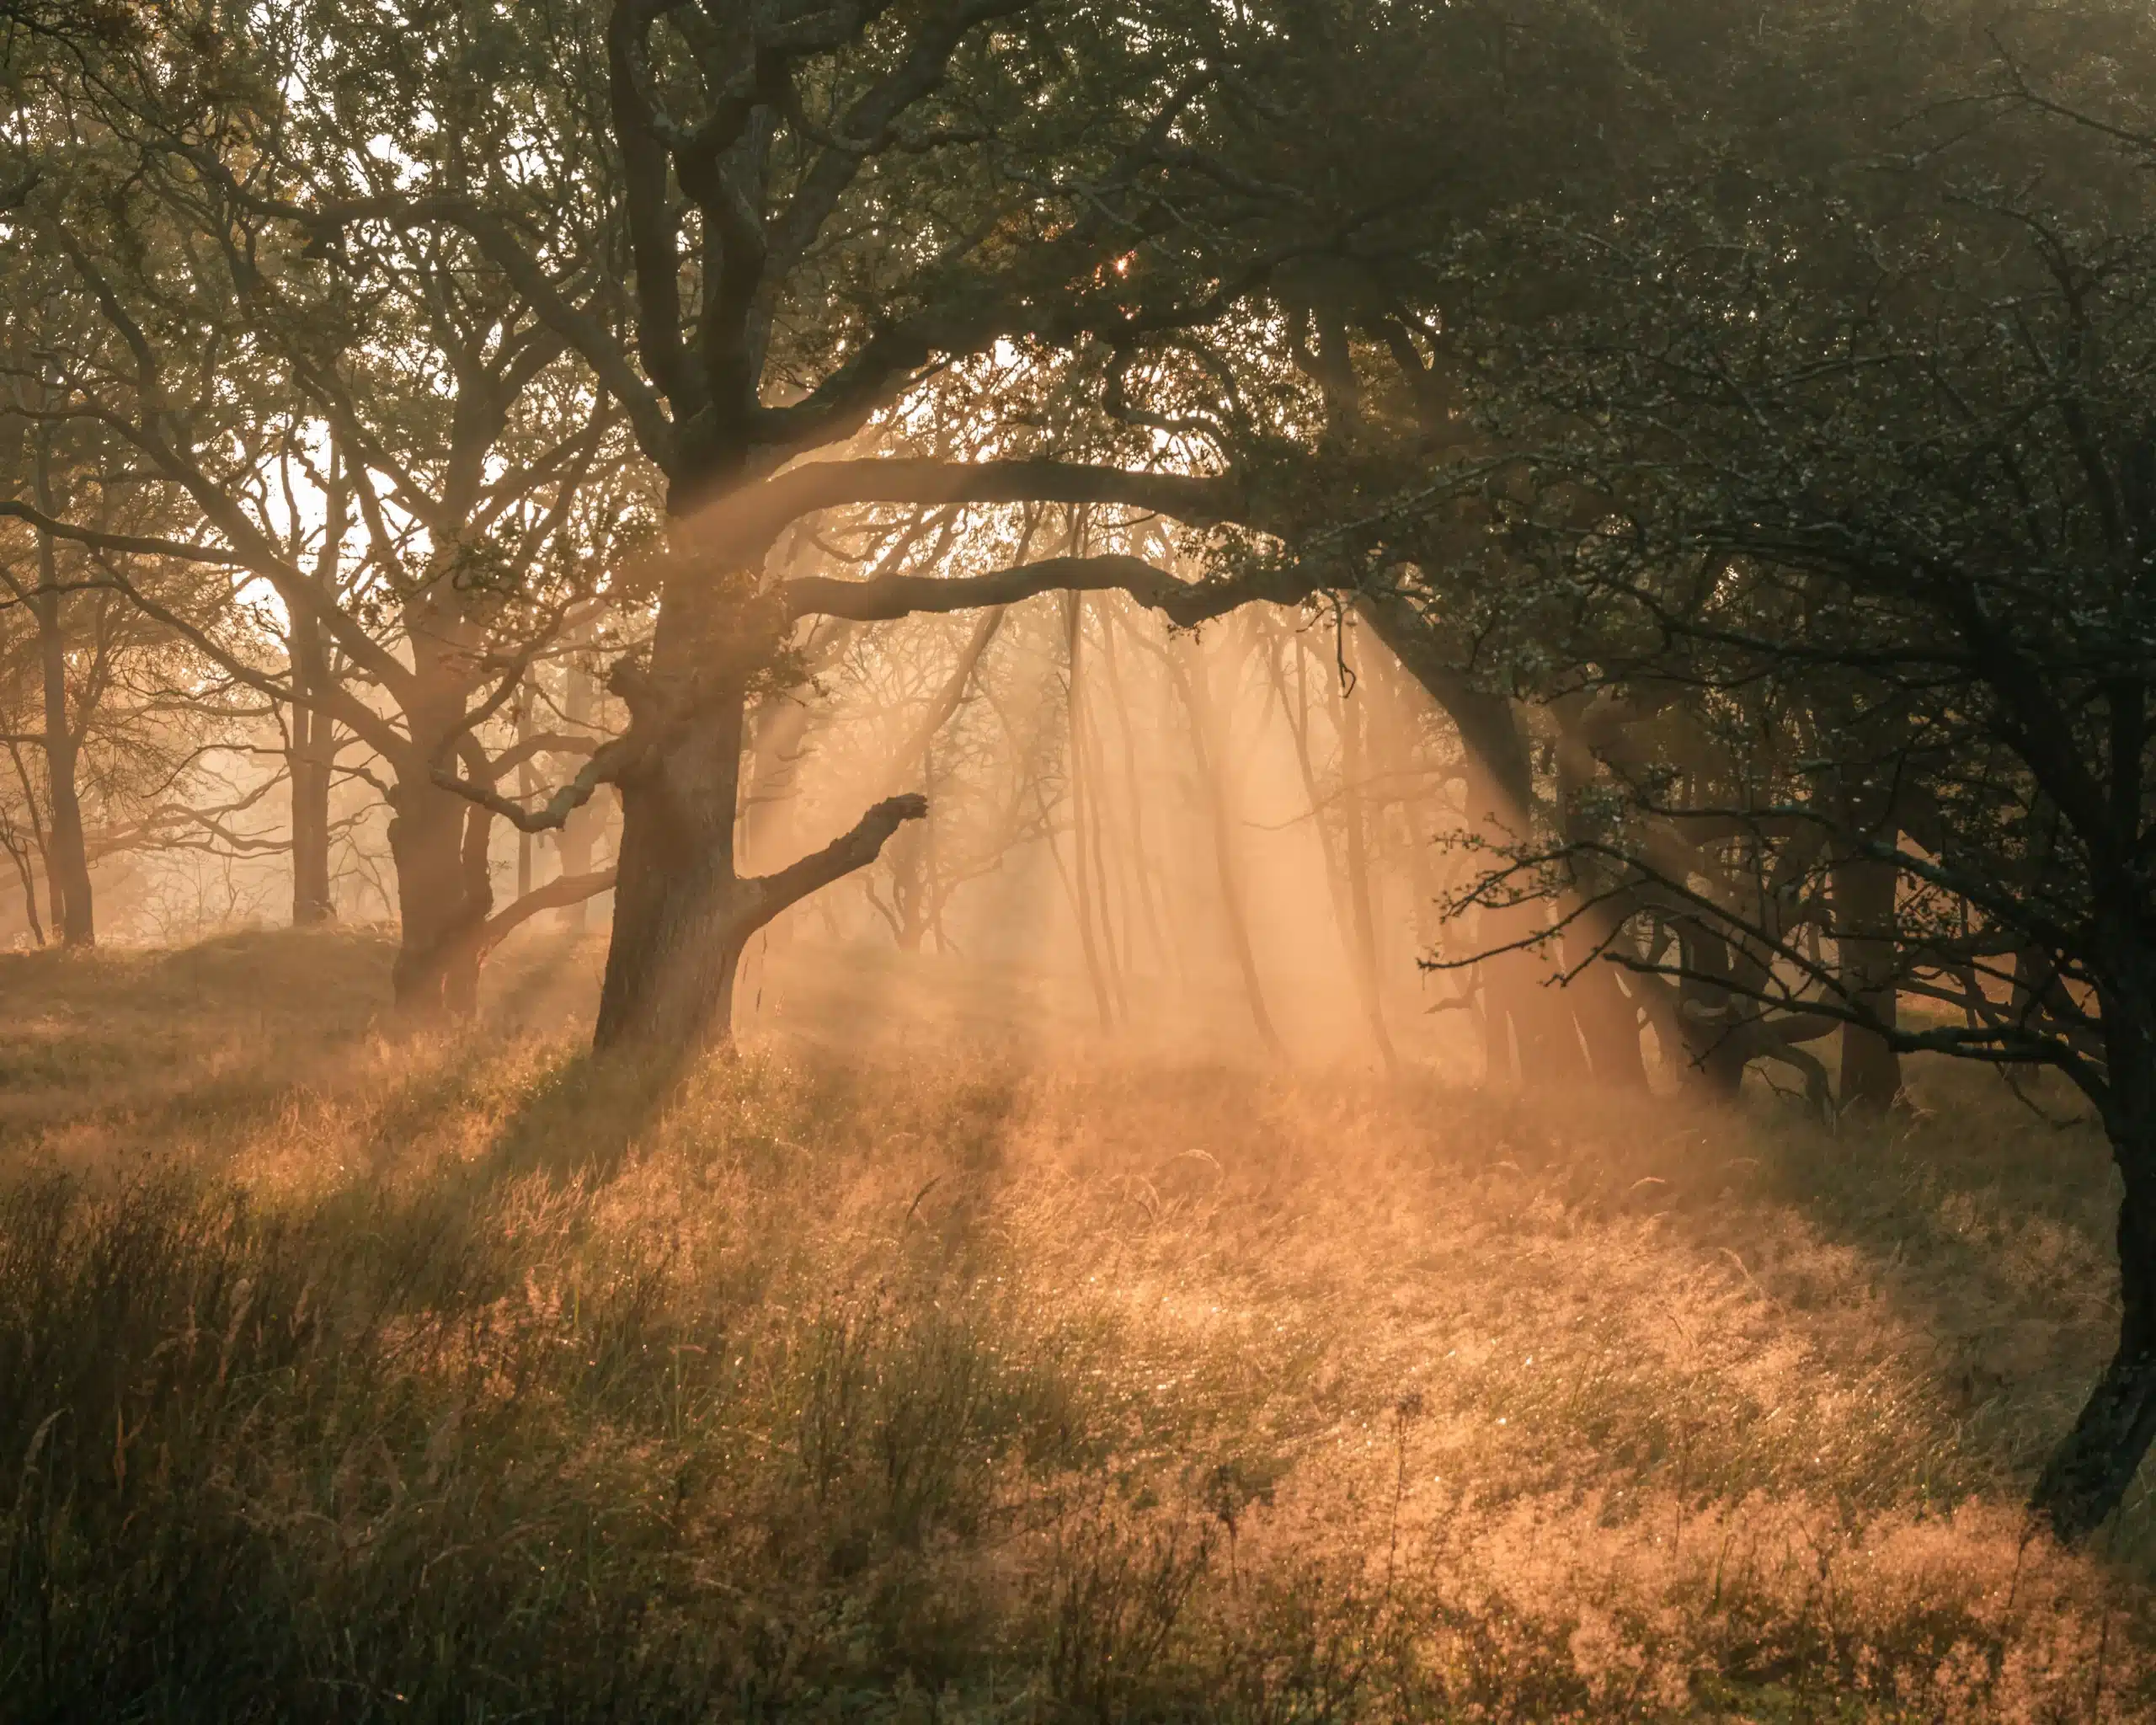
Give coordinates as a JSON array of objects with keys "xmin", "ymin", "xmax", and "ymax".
[{"xmin": 0, "ymin": 929, "xmax": 398, "ymax": 1161}]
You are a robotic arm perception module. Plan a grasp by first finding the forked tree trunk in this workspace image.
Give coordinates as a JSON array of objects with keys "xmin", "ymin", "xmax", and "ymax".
[
  {"xmin": 5, "ymin": 833, "xmax": 44, "ymax": 946},
  {"xmin": 591, "ymin": 585, "xmax": 923, "ymax": 1052},
  {"xmin": 597, "ymin": 628, "xmax": 755, "ymax": 1049},
  {"xmin": 1566, "ymin": 927, "xmax": 1651, "ymax": 1087}
]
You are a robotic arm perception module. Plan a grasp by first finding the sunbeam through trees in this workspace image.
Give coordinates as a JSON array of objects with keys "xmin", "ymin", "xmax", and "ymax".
[{"xmin": 8, "ymin": 1, "xmax": 2156, "ymax": 1717}]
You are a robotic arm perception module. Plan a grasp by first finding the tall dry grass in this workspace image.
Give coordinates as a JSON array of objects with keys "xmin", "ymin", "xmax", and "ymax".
[{"xmin": 0, "ymin": 929, "xmax": 2149, "ymax": 1721}]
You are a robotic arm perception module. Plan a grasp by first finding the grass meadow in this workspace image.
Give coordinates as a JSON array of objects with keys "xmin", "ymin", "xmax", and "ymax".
[{"xmin": 1, "ymin": 928, "xmax": 2151, "ymax": 1721}]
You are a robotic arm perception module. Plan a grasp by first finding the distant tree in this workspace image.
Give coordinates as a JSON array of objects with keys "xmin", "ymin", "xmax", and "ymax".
[{"xmin": 0, "ymin": 1, "xmax": 648, "ymax": 1008}]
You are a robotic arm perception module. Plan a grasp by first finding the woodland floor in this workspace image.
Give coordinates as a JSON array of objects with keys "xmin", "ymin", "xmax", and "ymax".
[{"xmin": 1, "ymin": 927, "xmax": 2152, "ymax": 1721}]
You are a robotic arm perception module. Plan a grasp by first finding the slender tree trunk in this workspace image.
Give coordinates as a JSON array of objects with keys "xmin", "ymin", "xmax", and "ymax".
[
  {"xmin": 1335, "ymin": 665, "xmax": 1400, "ymax": 1074},
  {"xmin": 1064, "ymin": 592, "xmax": 1123, "ymax": 1028},
  {"xmin": 556, "ymin": 654, "xmax": 605, "ymax": 930},
  {"xmin": 1079, "ymin": 676, "xmax": 1133, "ymax": 995},
  {"xmin": 31, "ymin": 443, "xmax": 92, "ymax": 947},
  {"xmin": 1833, "ymin": 852, "xmax": 1904, "ymax": 1114},
  {"xmin": 1097, "ymin": 608, "xmax": 1179, "ymax": 986},
  {"xmin": 447, "ymin": 792, "xmax": 494, "ymax": 1016},
  {"xmin": 1171, "ymin": 634, "xmax": 1283, "ymax": 1057},
  {"xmin": 1553, "ymin": 713, "xmax": 1649, "ymax": 1089},
  {"xmin": 289, "ymin": 619, "xmax": 336, "ymax": 926},
  {"xmin": 515, "ymin": 687, "xmax": 536, "ymax": 902},
  {"xmin": 8, "ymin": 742, "xmax": 54, "ymax": 944},
  {"xmin": 4, "ymin": 836, "xmax": 44, "ymax": 946},
  {"xmin": 33, "ymin": 604, "xmax": 92, "ymax": 948},
  {"xmin": 291, "ymin": 446, "xmax": 345, "ymax": 927}
]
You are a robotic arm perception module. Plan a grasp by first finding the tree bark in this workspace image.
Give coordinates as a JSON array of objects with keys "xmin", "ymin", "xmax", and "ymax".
[
  {"xmin": 555, "ymin": 654, "xmax": 607, "ymax": 930},
  {"xmin": 590, "ymin": 577, "xmax": 926, "ymax": 1051},
  {"xmin": 1833, "ymin": 852, "xmax": 1904, "ymax": 1114},
  {"xmin": 594, "ymin": 585, "xmax": 755, "ymax": 1049},
  {"xmin": 384, "ymin": 602, "xmax": 507, "ymax": 1017},
  {"xmin": 387, "ymin": 774, "xmax": 492, "ymax": 1017},
  {"xmin": 2033, "ymin": 1127, "xmax": 2156, "ymax": 1541},
  {"xmin": 289, "ymin": 614, "xmax": 336, "ymax": 926},
  {"xmin": 30, "ymin": 439, "xmax": 92, "ymax": 947},
  {"xmin": 290, "ymin": 446, "xmax": 346, "ymax": 927},
  {"xmin": 32, "ymin": 596, "xmax": 92, "ymax": 948}
]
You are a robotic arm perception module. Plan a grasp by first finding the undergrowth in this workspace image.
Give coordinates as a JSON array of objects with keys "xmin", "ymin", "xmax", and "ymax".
[{"xmin": 0, "ymin": 930, "xmax": 2149, "ymax": 1721}]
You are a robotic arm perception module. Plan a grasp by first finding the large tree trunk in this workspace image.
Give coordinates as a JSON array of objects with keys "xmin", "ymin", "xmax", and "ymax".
[
  {"xmin": 2033, "ymin": 1140, "xmax": 2156, "ymax": 1541},
  {"xmin": 1833, "ymin": 852, "xmax": 1904, "ymax": 1114},
  {"xmin": 2031, "ymin": 981, "xmax": 2156, "ymax": 1542},
  {"xmin": 386, "ymin": 776, "xmax": 492, "ymax": 1017},
  {"xmin": 385, "ymin": 609, "xmax": 505, "ymax": 1017},
  {"xmin": 592, "ymin": 577, "xmax": 927, "ymax": 1053},
  {"xmin": 595, "ymin": 588, "xmax": 755, "ymax": 1049}
]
